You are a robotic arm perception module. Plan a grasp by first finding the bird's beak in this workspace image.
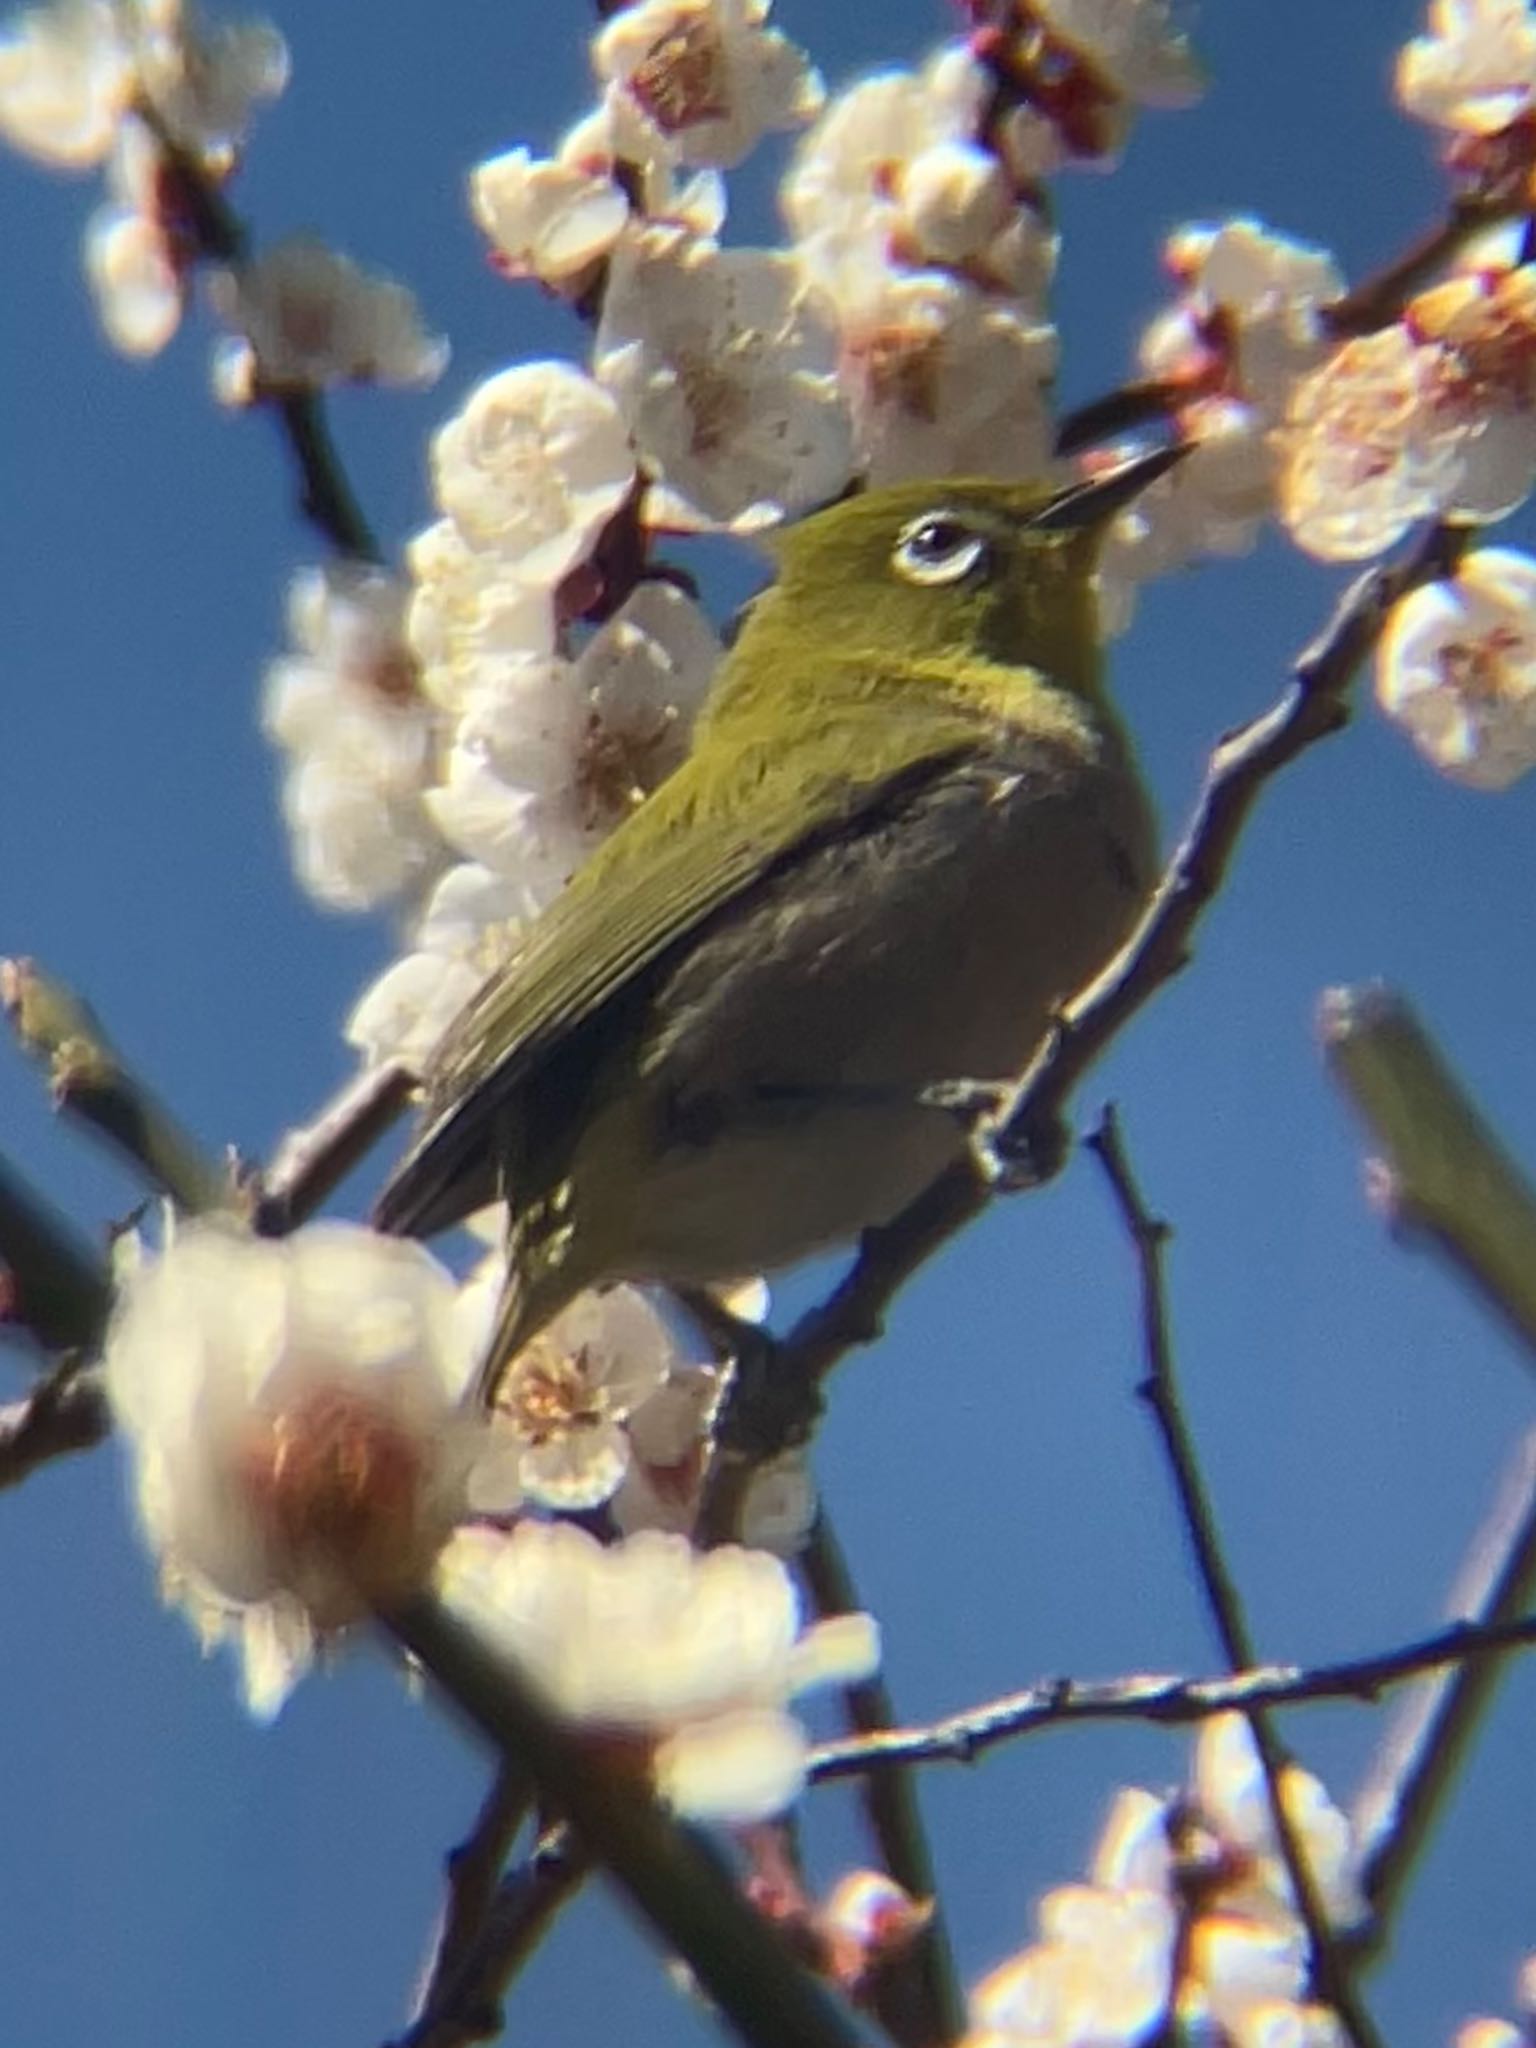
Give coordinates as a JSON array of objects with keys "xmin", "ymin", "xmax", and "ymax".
[{"xmin": 1030, "ymin": 442, "xmax": 1191, "ymax": 532}]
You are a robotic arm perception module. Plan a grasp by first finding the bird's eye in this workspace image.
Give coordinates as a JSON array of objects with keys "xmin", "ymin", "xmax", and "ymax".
[{"xmin": 891, "ymin": 513, "xmax": 990, "ymax": 587}]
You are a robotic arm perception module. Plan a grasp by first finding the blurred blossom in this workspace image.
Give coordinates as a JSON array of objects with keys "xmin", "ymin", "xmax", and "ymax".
[
  {"xmin": 262, "ymin": 563, "xmax": 445, "ymax": 912},
  {"xmin": 592, "ymin": 0, "xmax": 823, "ymax": 170},
  {"xmin": 1098, "ymin": 404, "xmax": 1277, "ymax": 637},
  {"xmin": 404, "ymin": 520, "xmax": 558, "ymax": 716},
  {"xmin": 1029, "ymin": 0, "xmax": 1204, "ymax": 109},
  {"xmin": 784, "ymin": 50, "xmax": 1055, "ymax": 315},
  {"xmin": 209, "ymin": 238, "xmax": 448, "ymax": 400},
  {"xmin": 595, "ymin": 232, "xmax": 853, "ymax": 524},
  {"xmin": 345, "ymin": 862, "xmax": 526, "ymax": 1074},
  {"xmin": 1408, "ymin": 263, "xmax": 1536, "ymax": 517},
  {"xmin": 737, "ymin": 1448, "xmax": 817, "ymax": 1555},
  {"xmin": 84, "ymin": 191, "xmax": 183, "ymax": 352},
  {"xmin": 612, "ymin": 1364, "xmax": 724, "ymax": 1536},
  {"xmin": 1142, "ymin": 216, "xmax": 1345, "ymax": 423},
  {"xmin": 1396, "ymin": 0, "xmax": 1536, "ymax": 136},
  {"xmin": 126, "ymin": 0, "xmax": 287, "ymax": 164},
  {"xmin": 963, "ymin": 1714, "xmax": 1364, "ymax": 2048},
  {"xmin": 425, "ymin": 580, "xmax": 721, "ymax": 908},
  {"xmin": 103, "ymin": 1220, "xmax": 508, "ymax": 1716},
  {"xmin": 0, "ymin": 0, "xmax": 130, "ymax": 166},
  {"xmin": 1277, "ymin": 323, "xmax": 1473, "ymax": 560},
  {"xmin": 430, "ymin": 359, "xmax": 636, "ymax": 583},
  {"xmin": 437, "ymin": 1520, "xmax": 879, "ymax": 1821},
  {"xmin": 1377, "ymin": 546, "xmax": 1536, "ymax": 788},
  {"xmin": 837, "ymin": 272, "xmax": 1057, "ymax": 485}
]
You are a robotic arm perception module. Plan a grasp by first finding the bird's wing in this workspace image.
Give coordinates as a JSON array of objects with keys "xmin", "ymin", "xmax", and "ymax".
[{"xmin": 373, "ymin": 712, "xmax": 982, "ymax": 1238}]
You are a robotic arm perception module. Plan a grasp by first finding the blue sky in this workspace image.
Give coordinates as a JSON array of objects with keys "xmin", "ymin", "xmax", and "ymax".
[{"xmin": 3, "ymin": 2, "xmax": 1535, "ymax": 2044}]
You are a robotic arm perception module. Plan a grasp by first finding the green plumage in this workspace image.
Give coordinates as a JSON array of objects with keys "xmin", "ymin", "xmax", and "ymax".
[{"xmin": 375, "ymin": 456, "xmax": 1176, "ymax": 1403}]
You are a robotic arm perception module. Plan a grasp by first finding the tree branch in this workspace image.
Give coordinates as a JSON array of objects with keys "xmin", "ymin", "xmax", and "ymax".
[
  {"xmin": 801, "ymin": 1512, "xmax": 964, "ymax": 2048},
  {"xmin": 3, "ymin": 957, "xmax": 228, "ymax": 1214},
  {"xmin": 251, "ymin": 1059, "xmax": 414, "ymax": 1236},
  {"xmin": 389, "ymin": 1826, "xmax": 590, "ymax": 2048},
  {"xmin": 1320, "ymin": 984, "xmax": 1536, "ymax": 1367},
  {"xmin": 0, "ymin": 1153, "xmax": 113, "ymax": 1356},
  {"xmin": 805, "ymin": 1611, "xmax": 1536, "ymax": 1782},
  {"xmin": 1088, "ymin": 1107, "xmax": 1382, "ymax": 2048},
  {"xmin": 1348, "ymin": 1428, "xmax": 1536, "ymax": 1955}
]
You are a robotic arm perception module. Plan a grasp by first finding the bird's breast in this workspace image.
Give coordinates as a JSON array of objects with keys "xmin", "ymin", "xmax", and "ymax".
[{"xmin": 562, "ymin": 734, "xmax": 1156, "ymax": 1286}]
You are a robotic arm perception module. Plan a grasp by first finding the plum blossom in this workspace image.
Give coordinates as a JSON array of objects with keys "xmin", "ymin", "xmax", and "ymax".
[
  {"xmin": 0, "ymin": 0, "xmax": 130, "ymax": 166},
  {"xmin": 1377, "ymin": 546, "xmax": 1536, "ymax": 788},
  {"xmin": 425, "ymin": 580, "xmax": 721, "ymax": 908},
  {"xmin": 103, "ymin": 1220, "xmax": 508, "ymax": 1715},
  {"xmin": 1030, "ymin": 0, "xmax": 1204, "ymax": 110},
  {"xmin": 345, "ymin": 862, "xmax": 526, "ymax": 1074},
  {"xmin": 1396, "ymin": 0, "xmax": 1536, "ymax": 135},
  {"xmin": 437, "ymin": 1519, "xmax": 879, "ymax": 1821},
  {"xmin": 430, "ymin": 360, "xmax": 636, "ymax": 585},
  {"xmin": 209, "ymin": 238, "xmax": 448, "ymax": 400},
  {"xmin": 595, "ymin": 233, "xmax": 853, "ymax": 524},
  {"xmin": 262, "ymin": 563, "xmax": 445, "ymax": 912},
  {"xmin": 963, "ymin": 1716, "xmax": 1363, "ymax": 2048},
  {"xmin": 592, "ymin": 0, "xmax": 822, "ymax": 170}
]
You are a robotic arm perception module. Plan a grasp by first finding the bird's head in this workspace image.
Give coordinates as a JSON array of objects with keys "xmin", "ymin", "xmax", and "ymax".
[{"xmin": 752, "ymin": 444, "xmax": 1184, "ymax": 696}]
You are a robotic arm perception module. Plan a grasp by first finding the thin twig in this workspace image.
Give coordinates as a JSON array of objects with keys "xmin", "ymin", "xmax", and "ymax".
[
  {"xmin": 1320, "ymin": 984, "xmax": 1536, "ymax": 1366},
  {"xmin": 403, "ymin": 1765, "xmax": 533, "ymax": 2040},
  {"xmin": 251, "ymin": 1059, "xmax": 415, "ymax": 1236},
  {"xmin": 0, "ymin": 1153, "xmax": 113, "ymax": 1355},
  {"xmin": 2, "ymin": 957, "xmax": 228, "ymax": 1214},
  {"xmin": 384, "ymin": 1594, "xmax": 882, "ymax": 2048},
  {"xmin": 0, "ymin": 1361, "xmax": 110, "ymax": 1490},
  {"xmin": 1088, "ymin": 1106, "xmax": 1383, "ymax": 2048},
  {"xmin": 801, "ymin": 1513, "xmax": 964, "ymax": 2048},
  {"xmin": 1349, "ymin": 1428, "xmax": 1536, "ymax": 1955},
  {"xmin": 141, "ymin": 108, "xmax": 381, "ymax": 561},
  {"xmin": 390, "ymin": 1827, "xmax": 590, "ymax": 2048},
  {"xmin": 806, "ymin": 1609, "xmax": 1536, "ymax": 1782}
]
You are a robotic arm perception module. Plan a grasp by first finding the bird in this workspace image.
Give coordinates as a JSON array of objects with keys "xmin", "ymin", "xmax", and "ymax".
[{"xmin": 374, "ymin": 448, "xmax": 1178, "ymax": 1406}]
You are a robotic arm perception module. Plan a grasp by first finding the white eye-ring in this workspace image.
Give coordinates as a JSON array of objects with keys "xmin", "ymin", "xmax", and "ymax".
[{"xmin": 891, "ymin": 512, "xmax": 990, "ymax": 587}]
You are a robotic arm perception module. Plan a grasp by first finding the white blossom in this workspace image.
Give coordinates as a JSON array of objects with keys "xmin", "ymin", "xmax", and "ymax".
[
  {"xmin": 262, "ymin": 563, "xmax": 444, "ymax": 912},
  {"xmin": 836, "ymin": 271, "xmax": 1057, "ymax": 485},
  {"xmin": 345, "ymin": 862, "xmax": 525, "ymax": 1073},
  {"xmin": 1277, "ymin": 323, "xmax": 1474, "ymax": 561},
  {"xmin": 1377, "ymin": 546, "xmax": 1536, "ymax": 788},
  {"xmin": 1032, "ymin": 0, "xmax": 1204, "ymax": 109},
  {"xmin": 593, "ymin": 0, "xmax": 822, "ymax": 170},
  {"xmin": 1142, "ymin": 217, "xmax": 1345, "ymax": 423},
  {"xmin": 83, "ymin": 198, "xmax": 182, "ymax": 353},
  {"xmin": 471, "ymin": 143, "xmax": 631, "ymax": 288},
  {"xmin": 405, "ymin": 519, "xmax": 558, "ymax": 716},
  {"xmin": 0, "ymin": 0, "xmax": 128, "ymax": 165},
  {"xmin": 491, "ymin": 1286, "xmax": 685, "ymax": 1510},
  {"xmin": 437, "ymin": 1519, "xmax": 879, "ymax": 1820},
  {"xmin": 209, "ymin": 238, "xmax": 448, "ymax": 400},
  {"xmin": 595, "ymin": 233, "xmax": 853, "ymax": 524},
  {"xmin": 103, "ymin": 1220, "xmax": 506, "ymax": 1714},
  {"xmin": 425, "ymin": 580, "xmax": 721, "ymax": 905},
  {"xmin": 126, "ymin": 0, "xmax": 287, "ymax": 163},
  {"xmin": 431, "ymin": 360, "xmax": 635, "ymax": 584},
  {"xmin": 1397, "ymin": 0, "xmax": 1536, "ymax": 135},
  {"xmin": 611, "ymin": 1364, "xmax": 724, "ymax": 1535}
]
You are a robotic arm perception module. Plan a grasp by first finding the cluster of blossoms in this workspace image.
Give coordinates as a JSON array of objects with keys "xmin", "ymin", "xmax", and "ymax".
[
  {"xmin": 0, "ymin": 0, "xmax": 443, "ymax": 379},
  {"xmin": 102, "ymin": 1216, "xmax": 838, "ymax": 1820},
  {"xmin": 963, "ymin": 1714, "xmax": 1367, "ymax": 2048}
]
